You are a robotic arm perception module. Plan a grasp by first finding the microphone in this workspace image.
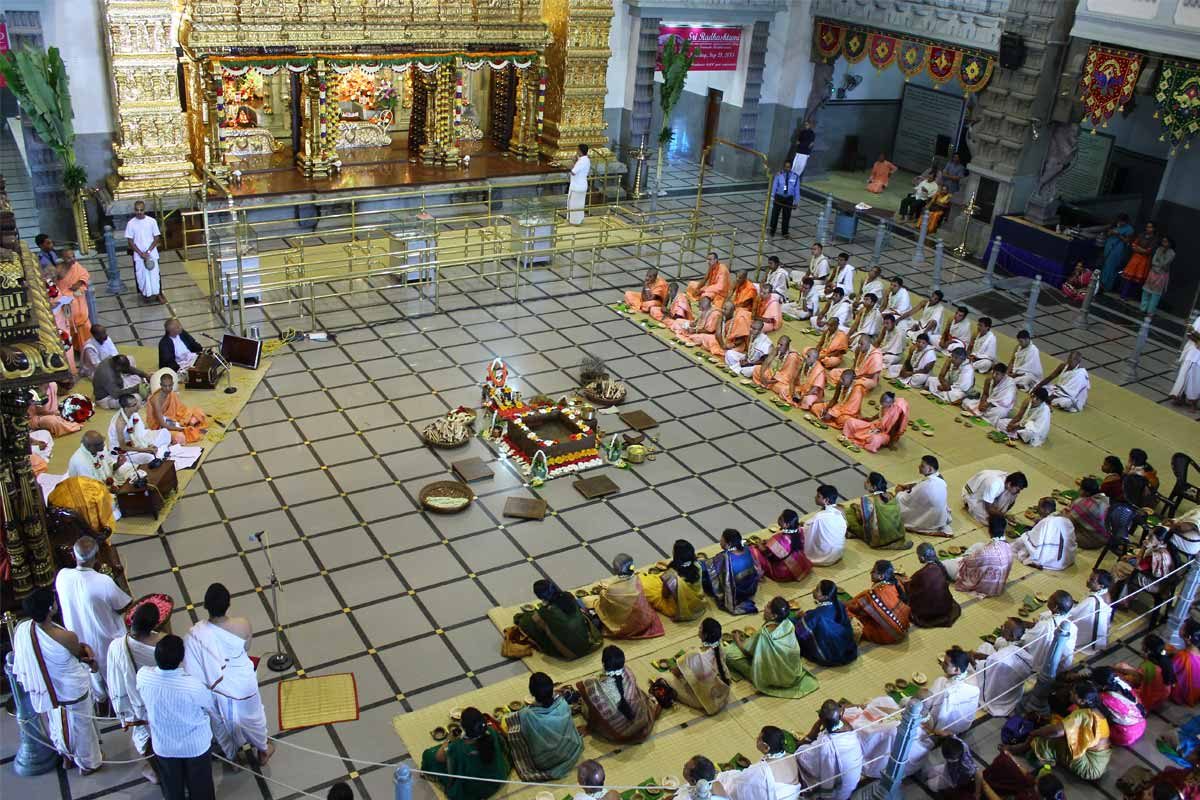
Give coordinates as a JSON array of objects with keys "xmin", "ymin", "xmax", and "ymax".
[{"xmin": 247, "ymin": 531, "xmax": 265, "ymax": 543}]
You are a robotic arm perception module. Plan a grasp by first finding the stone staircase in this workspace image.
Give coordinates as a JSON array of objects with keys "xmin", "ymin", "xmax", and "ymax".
[{"xmin": 0, "ymin": 120, "xmax": 41, "ymax": 243}]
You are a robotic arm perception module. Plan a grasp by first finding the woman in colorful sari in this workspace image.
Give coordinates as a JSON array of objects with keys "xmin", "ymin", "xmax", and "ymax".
[
  {"xmin": 924, "ymin": 186, "xmax": 954, "ymax": 234},
  {"xmin": 576, "ymin": 645, "xmax": 658, "ymax": 743},
  {"xmin": 1091, "ymin": 667, "xmax": 1146, "ymax": 747},
  {"xmin": 702, "ymin": 529, "xmax": 761, "ymax": 615},
  {"xmin": 1061, "ymin": 260, "xmax": 1092, "ymax": 305},
  {"xmin": 643, "ymin": 540, "xmax": 708, "ymax": 622},
  {"xmin": 594, "ymin": 553, "xmax": 665, "ymax": 639},
  {"xmin": 512, "ymin": 579, "xmax": 602, "ymax": 661},
  {"xmin": 793, "ymin": 580, "xmax": 858, "ymax": 667},
  {"xmin": 1173, "ymin": 619, "xmax": 1200, "ymax": 706},
  {"xmin": 506, "ymin": 672, "xmax": 583, "ymax": 781},
  {"xmin": 906, "ymin": 544, "xmax": 961, "ymax": 628},
  {"xmin": 846, "ymin": 560, "xmax": 912, "ymax": 645},
  {"xmin": 1115, "ymin": 633, "xmax": 1176, "ymax": 712},
  {"xmin": 845, "ymin": 473, "xmax": 910, "ymax": 550},
  {"xmin": 1100, "ymin": 213, "xmax": 1134, "ymax": 292},
  {"xmin": 724, "ymin": 597, "xmax": 819, "ymax": 699},
  {"xmin": 421, "ymin": 707, "xmax": 511, "ymax": 800},
  {"xmin": 1066, "ymin": 477, "xmax": 1111, "ymax": 550},
  {"xmin": 750, "ymin": 510, "xmax": 812, "ymax": 582},
  {"xmin": 1120, "ymin": 221, "xmax": 1157, "ymax": 299},
  {"xmin": 1141, "ymin": 235, "xmax": 1175, "ymax": 315},
  {"xmin": 1007, "ymin": 681, "xmax": 1110, "ymax": 781},
  {"xmin": 666, "ymin": 618, "xmax": 733, "ymax": 716}
]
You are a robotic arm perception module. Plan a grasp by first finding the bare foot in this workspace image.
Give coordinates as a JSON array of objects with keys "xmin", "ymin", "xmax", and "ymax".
[{"xmin": 257, "ymin": 742, "xmax": 276, "ymax": 767}]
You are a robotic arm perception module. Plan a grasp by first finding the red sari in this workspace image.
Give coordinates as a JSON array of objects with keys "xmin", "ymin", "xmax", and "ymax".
[
  {"xmin": 846, "ymin": 583, "xmax": 911, "ymax": 644},
  {"xmin": 1172, "ymin": 647, "xmax": 1200, "ymax": 706},
  {"xmin": 750, "ymin": 530, "xmax": 812, "ymax": 582}
]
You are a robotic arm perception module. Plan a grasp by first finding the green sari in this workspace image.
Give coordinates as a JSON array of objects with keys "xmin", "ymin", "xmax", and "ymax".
[
  {"xmin": 845, "ymin": 492, "xmax": 909, "ymax": 550},
  {"xmin": 513, "ymin": 601, "xmax": 601, "ymax": 660},
  {"xmin": 420, "ymin": 728, "xmax": 510, "ymax": 800},
  {"xmin": 508, "ymin": 697, "xmax": 583, "ymax": 780},
  {"xmin": 723, "ymin": 618, "xmax": 819, "ymax": 699}
]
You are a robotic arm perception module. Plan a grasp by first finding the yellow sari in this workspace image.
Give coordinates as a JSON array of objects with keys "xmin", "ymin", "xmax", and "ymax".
[
  {"xmin": 642, "ymin": 568, "xmax": 708, "ymax": 621},
  {"xmin": 594, "ymin": 576, "xmax": 665, "ymax": 639},
  {"xmin": 48, "ymin": 477, "xmax": 117, "ymax": 532}
]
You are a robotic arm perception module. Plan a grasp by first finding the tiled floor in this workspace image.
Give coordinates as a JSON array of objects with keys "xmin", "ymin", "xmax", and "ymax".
[{"xmin": 2, "ymin": 187, "xmax": 1190, "ymax": 800}]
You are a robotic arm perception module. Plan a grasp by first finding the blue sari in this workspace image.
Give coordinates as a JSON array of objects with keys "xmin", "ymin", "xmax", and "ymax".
[
  {"xmin": 794, "ymin": 601, "xmax": 858, "ymax": 666},
  {"xmin": 1101, "ymin": 223, "xmax": 1133, "ymax": 290},
  {"xmin": 508, "ymin": 697, "xmax": 583, "ymax": 780},
  {"xmin": 703, "ymin": 548, "xmax": 760, "ymax": 615}
]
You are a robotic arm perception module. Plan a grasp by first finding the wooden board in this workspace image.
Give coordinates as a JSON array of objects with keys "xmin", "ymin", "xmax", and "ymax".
[
  {"xmin": 451, "ymin": 457, "xmax": 493, "ymax": 483},
  {"xmin": 503, "ymin": 496, "xmax": 547, "ymax": 520},
  {"xmin": 619, "ymin": 410, "xmax": 658, "ymax": 431},
  {"xmin": 574, "ymin": 474, "xmax": 620, "ymax": 499}
]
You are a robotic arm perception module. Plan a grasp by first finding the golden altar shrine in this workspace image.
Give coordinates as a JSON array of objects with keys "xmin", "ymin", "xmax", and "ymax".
[{"xmin": 103, "ymin": 0, "xmax": 615, "ymax": 197}]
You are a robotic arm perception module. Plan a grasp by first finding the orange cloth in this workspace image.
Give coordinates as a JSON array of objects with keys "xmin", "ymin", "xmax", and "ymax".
[
  {"xmin": 31, "ymin": 451, "xmax": 48, "ymax": 476},
  {"xmin": 812, "ymin": 383, "xmax": 867, "ymax": 426},
  {"xmin": 866, "ymin": 160, "xmax": 897, "ymax": 193},
  {"xmin": 55, "ymin": 262, "xmax": 91, "ymax": 352},
  {"xmin": 146, "ymin": 388, "xmax": 207, "ymax": 444},
  {"xmin": 653, "ymin": 291, "xmax": 692, "ymax": 323},
  {"xmin": 796, "ymin": 362, "xmax": 827, "ymax": 410},
  {"xmin": 752, "ymin": 293, "xmax": 783, "ymax": 332},
  {"xmin": 48, "ymin": 477, "xmax": 117, "ymax": 533},
  {"xmin": 753, "ymin": 351, "xmax": 802, "ymax": 404},
  {"xmin": 831, "ymin": 347, "xmax": 884, "ymax": 391},
  {"xmin": 687, "ymin": 261, "xmax": 731, "ymax": 308},
  {"xmin": 1122, "ymin": 253, "xmax": 1150, "ymax": 283},
  {"xmin": 692, "ymin": 315, "xmax": 750, "ymax": 358},
  {"xmin": 27, "ymin": 382, "xmax": 81, "ymax": 438},
  {"xmin": 676, "ymin": 306, "xmax": 721, "ymax": 342},
  {"xmin": 730, "ymin": 280, "xmax": 757, "ymax": 313},
  {"xmin": 842, "ymin": 398, "xmax": 910, "ymax": 452},
  {"xmin": 807, "ymin": 331, "xmax": 849, "ymax": 369},
  {"xmin": 624, "ymin": 276, "xmax": 670, "ymax": 313}
]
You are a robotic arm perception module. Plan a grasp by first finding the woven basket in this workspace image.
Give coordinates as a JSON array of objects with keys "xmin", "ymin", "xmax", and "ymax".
[
  {"xmin": 582, "ymin": 381, "xmax": 626, "ymax": 406},
  {"xmin": 418, "ymin": 481, "xmax": 475, "ymax": 514}
]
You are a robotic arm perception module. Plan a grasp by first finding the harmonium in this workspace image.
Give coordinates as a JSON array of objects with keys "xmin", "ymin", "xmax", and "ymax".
[{"xmin": 185, "ymin": 349, "xmax": 226, "ymax": 390}]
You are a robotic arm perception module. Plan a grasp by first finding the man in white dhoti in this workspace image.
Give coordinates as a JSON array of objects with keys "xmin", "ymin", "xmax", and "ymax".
[
  {"xmin": 896, "ymin": 455, "xmax": 952, "ymax": 534},
  {"xmin": 184, "ymin": 583, "xmax": 274, "ymax": 766},
  {"xmin": 803, "ymin": 485, "xmax": 847, "ymax": 566},
  {"xmin": 923, "ymin": 649, "xmax": 981, "ymax": 736},
  {"xmin": 764, "ymin": 256, "xmax": 789, "ymax": 297},
  {"xmin": 883, "ymin": 277, "xmax": 911, "ymax": 317},
  {"xmin": 796, "ymin": 701, "xmax": 864, "ymax": 800},
  {"xmin": 937, "ymin": 306, "xmax": 972, "ymax": 354},
  {"xmin": 1013, "ymin": 497, "xmax": 1076, "ymax": 570},
  {"xmin": 842, "ymin": 695, "xmax": 928, "ymax": 782},
  {"xmin": 831, "ymin": 253, "xmax": 856, "ymax": 297},
  {"xmin": 80, "ymin": 324, "xmax": 124, "ymax": 379},
  {"xmin": 1038, "ymin": 351, "xmax": 1090, "ymax": 412},
  {"xmin": 1021, "ymin": 591, "xmax": 1078, "ymax": 676},
  {"xmin": 56, "ymin": 534, "xmax": 131, "ymax": 701},
  {"xmin": 783, "ymin": 276, "xmax": 822, "ymax": 321},
  {"xmin": 816, "ymin": 287, "xmax": 853, "ymax": 333},
  {"xmin": 852, "ymin": 292, "xmax": 883, "ymax": 340},
  {"xmin": 962, "ymin": 363, "xmax": 1017, "ymax": 426},
  {"xmin": 106, "ymin": 601, "xmax": 164, "ymax": 784},
  {"xmin": 928, "ymin": 347, "xmax": 974, "ymax": 405},
  {"xmin": 1008, "ymin": 330, "xmax": 1044, "ymax": 391},
  {"xmin": 966, "ymin": 316, "xmax": 997, "ymax": 373},
  {"xmin": 715, "ymin": 726, "xmax": 802, "ymax": 800},
  {"xmin": 1069, "ymin": 571, "xmax": 1113, "ymax": 655},
  {"xmin": 885, "ymin": 333, "xmax": 937, "ymax": 387},
  {"xmin": 124, "ymin": 200, "xmax": 164, "ymax": 303},
  {"xmin": 12, "ymin": 588, "xmax": 103, "ymax": 774},
  {"xmin": 968, "ymin": 618, "xmax": 1036, "ymax": 717},
  {"xmin": 108, "ymin": 393, "xmax": 172, "ymax": 465},
  {"xmin": 1169, "ymin": 314, "xmax": 1200, "ymax": 408},
  {"xmin": 1002, "ymin": 387, "xmax": 1052, "ymax": 446},
  {"xmin": 857, "ymin": 267, "xmax": 886, "ymax": 307},
  {"xmin": 876, "ymin": 314, "xmax": 905, "ymax": 368},
  {"xmin": 726, "ymin": 319, "xmax": 772, "ymax": 377},
  {"xmin": 901, "ymin": 290, "xmax": 947, "ymax": 343},
  {"xmin": 567, "ymin": 144, "xmax": 590, "ymax": 225},
  {"xmin": 961, "ymin": 468, "xmax": 1027, "ymax": 525}
]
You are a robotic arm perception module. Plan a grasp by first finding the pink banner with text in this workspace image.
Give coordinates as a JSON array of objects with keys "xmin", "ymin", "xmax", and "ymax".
[{"xmin": 657, "ymin": 25, "xmax": 742, "ymax": 72}]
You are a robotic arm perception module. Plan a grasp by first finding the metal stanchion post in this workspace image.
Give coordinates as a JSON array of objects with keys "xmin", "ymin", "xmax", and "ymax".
[
  {"xmin": 984, "ymin": 235, "xmax": 1001, "ymax": 288},
  {"xmin": 870, "ymin": 697, "xmax": 926, "ymax": 800},
  {"xmin": 394, "ymin": 765, "xmax": 413, "ymax": 800},
  {"xmin": 1024, "ymin": 274, "xmax": 1043, "ymax": 333},
  {"xmin": 1167, "ymin": 558, "xmax": 1200, "ymax": 648},
  {"xmin": 1125, "ymin": 315, "xmax": 1153, "ymax": 382},
  {"xmin": 4, "ymin": 648, "xmax": 59, "ymax": 776},
  {"xmin": 816, "ymin": 213, "xmax": 827, "ymax": 247},
  {"xmin": 871, "ymin": 220, "xmax": 886, "ymax": 267},
  {"xmin": 1020, "ymin": 619, "xmax": 1073, "ymax": 715},
  {"xmin": 912, "ymin": 211, "xmax": 929, "ymax": 264},
  {"xmin": 823, "ymin": 193, "xmax": 833, "ymax": 225},
  {"xmin": 1075, "ymin": 269, "xmax": 1100, "ymax": 327},
  {"xmin": 931, "ymin": 241, "xmax": 945, "ymax": 292},
  {"xmin": 102, "ymin": 225, "xmax": 125, "ymax": 294}
]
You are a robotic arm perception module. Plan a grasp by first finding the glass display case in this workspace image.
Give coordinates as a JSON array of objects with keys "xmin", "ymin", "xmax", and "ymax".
[
  {"xmin": 387, "ymin": 213, "xmax": 437, "ymax": 282},
  {"xmin": 511, "ymin": 197, "xmax": 555, "ymax": 268}
]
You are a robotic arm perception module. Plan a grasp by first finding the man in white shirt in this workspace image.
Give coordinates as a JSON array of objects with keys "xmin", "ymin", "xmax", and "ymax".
[
  {"xmin": 938, "ymin": 306, "xmax": 972, "ymax": 354},
  {"xmin": 886, "ymin": 332, "xmax": 937, "ymax": 387},
  {"xmin": 108, "ymin": 392, "xmax": 172, "ymax": 464},
  {"xmin": 969, "ymin": 617, "xmax": 1036, "ymax": 717},
  {"xmin": 1070, "ymin": 570, "xmax": 1113, "ymax": 655},
  {"xmin": 804, "ymin": 485, "xmax": 847, "ymax": 565},
  {"xmin": 764, "ymin": 255, "xmax": 789, "ymax": 297},
  {"xmin": 79, "ymin": 324, "xmax": 123, "ymax": 379},
  {"xmin": 124, "ymin": 200, "xmax": 165, "ymax": 304},
  {"xmin": 1003, "ymin": 386, "xmax": 1052, "ymax": 446},
  {"xmin": 1013, "ymin": 497, "xmax": 1076, "ymax": 570},
  {"xmin": 138, "ymin": 635, "xmax": 218, "ymax": 800},
  {"xmin": 1009, "ymin": 330, "xmax": 1044, "ymax": 391},
  {"xmin": 884, "ymin": 277, "xmax": 911, "ymax": 317},
  {"xmin": 967, "ymin": 316, "xmax": 997, "ymax": 373},
  {"xmin": 876, "ymin": 313, "xmax": 906, "ymax": 367},
  {"xmin": 961, "ymin": 469, "xmax": 1027, "ymax": 525},
  {"xmin": 726, "ymin": 319, "xmax": 772, "ymax": 377},
  {"xmin": 55, "ymin": 534, "xmax": 132, "ymax": 702},
  {"xmin": 929, "ymin": 347, "xmax": 974, "ymax": 404},
  {"xmin": 963, "ymin": 362, "xmax": 1017, "ymax": 426},
  {"xmin": 567, "ymin": 143, "xmax": 591, "ymax": 225},
  {"xmin": 831, "ymin": 252, "xmax": 856, "ymax": 296},
  {"xmin": 896, "ymin": 455, "xmax": 952, "ymax": 534},
  {"xmin": 795, "ymin": 701, "xmax": 863, "ymax": 800},
  {"xmin": 1169, "ymin": 314, "xmax": 1200, "ymax": 407},
  {"xmin": 1021, "ymin": 592, "xmax": 1078, "ymax": 676},
  {"xmin": 574, "ymin": 760, "xmax": 620, "ymax": 800},
  {"xmin": 68, "ymin": 431, "xmax": 127, "ymax": 485},
  {"xmin": 1039, "ymin": 351, "xmax": 1090, "ymax": 413},
  {"xmin": 899, "ymin": 173, "xmax": 940, "ymax": 223},
  {"xmin": 902, "ymin": 290, "xmax": 947, "ymax": 342}
]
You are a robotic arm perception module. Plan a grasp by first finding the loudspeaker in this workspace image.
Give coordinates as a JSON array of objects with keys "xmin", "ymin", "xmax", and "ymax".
[
  {"xmin": 999, "ymin": 33, "xmax": 1025, "ymax": 70},
  {"xmin": 221, "ymin": 333, "xmax": 262, "ymax": 370}
]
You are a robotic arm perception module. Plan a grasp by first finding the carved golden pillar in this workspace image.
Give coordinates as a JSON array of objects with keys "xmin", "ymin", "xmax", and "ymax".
[
  {"xmin": 201, "ymin": 62, "xmax": 229, "ymax": 180},
  {"xmin": 511, "ymin": 68, "xmax": 540, "ymax": 162},
  {"xmin": 420, "ymin": 68, "xmax": 442, "ymax": 165},
  {"xmin": 421, "ymin": 63, "xmax": 459, "ymax": 166},
  {"xmin": 104, "ymin": 0, "xmax": 197, "ymax": 199},
  {"xmin": 539, "ymin": 0, "xmax": 613, "ymax": 163},
  {"xmin": 299, "ymin": 62, "xmax": 334, "ymax": 179}
]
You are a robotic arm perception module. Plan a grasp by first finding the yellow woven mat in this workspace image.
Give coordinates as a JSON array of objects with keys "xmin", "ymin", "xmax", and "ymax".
[
  {"xmin": 42, "ymin": 345, "xmax": 270, "ymax": 536},
  {"xmin": 278, "ymin": 672, "xmax": 360, "ymax": 730}
]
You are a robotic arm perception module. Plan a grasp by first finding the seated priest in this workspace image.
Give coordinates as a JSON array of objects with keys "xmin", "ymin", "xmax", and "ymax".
[
  {"xmin": 1002, "ymin": 387, "xmax": 1052, "ymax": 447},
  {"xmin": 753, "ymin": 336, "xmax": 800, "ymax": 404},
  {"xmin": 895, "ymin": 456, "xmax": 952, "ymax": 535},
  {"xmin": 80, "ymin": 324, "xmax": 126, "ymax": 379},
  {"xmin": 107, "ymin": 392, "xmax": 172, "ymax": 465},
  {"xmin": 962, "ymin": 363, "xmax": 1017, "ymax": 427},
  {"xmin": 728, "ymin": 270, "xmax": 758, "ymax": 317},
  {"xmin": 686, "ymin": 252, "xmax": 731, "ymax": 308},
  {"xmin": 158, "ymin": 317, "xmax": 202, "ymax": 372},
  {"xmin": 1037, "ymin": 350, "xmax": 1090, "ymax": 413},
  {"xmin": 146, "ymin": 369, "xmax": 208, "ymax": 444},
  {"xmin": 782, "ymin": 275, "xmax": 821, "ymax": 321},
  {"xmin": 624, "ymin": 268, "xmax": 669, "ymax": 313},
  {"xmin": 27, "ymin": 381, "xmax": 81, "ymax": 437},
  {"xmin": 725, "ymin": 318, "xmax": 772, "ymax": 378},
  {"xmin": 688, "ymin": 301, "xmax": 748, "ymax": 359},
  {"xmin": 671, "ymin": 295, "xmax": 718, "ymax": 338},
  {"xmin": 1012, "ymin": 496, "xmax": 1077, "ymax": 571},
  {"xmin": 884, "ymin": 333, "xmax": 937, "ymax": 387},
  {"xmin": 928, "ymin": 347, "xmax": 974, "ymax": 405},
  {"xmin": 967, "ymin": 316, "xmax": 997, "ymax": 373},
  {"xmin": 1009, "ymin": 330, "xmax": 1045, "ymax": 391},
  {"xmin": 812, "ymin": 369, "xmax": 866, "ymax": 427},
  {"xmin": 592, "ymin": 554, "xmax": 664, "ymax": 640},
  {"xmin": 48, "ymin": 477, "xmax": 118, "ymax": 533},
  {"xmin": 750, "ymin": 283, "xmax": 783, "ymax": 332},
  {"xmin": 829, "ymin": 333, "xmax": 882, "ymax": 390},
  {"xmin": 807, "ymin": 317, "xmax": 849, "ymax": 369},
  {"xmin": 841, "ymin": 391, "xmax": 909, "ymax": 453},
  {"xmin": 653, "ymin": 281, "xmax": 692, "ymax": 325}
]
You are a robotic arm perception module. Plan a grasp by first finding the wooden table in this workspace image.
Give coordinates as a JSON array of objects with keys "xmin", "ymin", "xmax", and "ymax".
[{"xmin": 115, "ymin": 461, "xmax": 178, "ymax": 518}]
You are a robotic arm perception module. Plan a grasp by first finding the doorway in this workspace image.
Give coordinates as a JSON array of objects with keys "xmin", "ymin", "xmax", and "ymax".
[{"xmin": 702, "ymin": 89, "xmax": 722, "ymax": 165}]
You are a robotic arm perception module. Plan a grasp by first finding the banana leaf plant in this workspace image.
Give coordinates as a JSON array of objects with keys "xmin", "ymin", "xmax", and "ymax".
[{"xmin": 653, "ymin": 36, "xmax": 698, "ymax": 207}]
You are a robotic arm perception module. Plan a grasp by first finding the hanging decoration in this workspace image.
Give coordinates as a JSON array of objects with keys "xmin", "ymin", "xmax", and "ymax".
[
  {"xmin": 454, "ymin": 74, "xmax": 464, "ymax": 139},
  {"xmin": 1079, "ymin": 44, "xmax": 1141, "ymax": 127},
  {"xmin": 867, "ymin": 33, "xmax": 898, "ymax": 71},
  {"xmin": 1153, "ymin": 58, "xmax": 1200, "ymax": 153},
  {"xmin": 212, "ymin": 51, "xmax": 538, "ymax": 73},
  {"xmin": 812, "ymin": 19, "xmax": 991, "ymax": 94},
  {"xmin": 537, "ymin": 69, "xmax": 547, "ymax": 142}
]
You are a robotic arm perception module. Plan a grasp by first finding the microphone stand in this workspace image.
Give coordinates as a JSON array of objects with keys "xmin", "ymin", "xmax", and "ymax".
[
  {"xmin": 201, "ymin": 332, "xmax": 237, "ymax": 394},
  {"xmin": 249, "ymin": 531, "xmax": 293, "ymax": 672}
]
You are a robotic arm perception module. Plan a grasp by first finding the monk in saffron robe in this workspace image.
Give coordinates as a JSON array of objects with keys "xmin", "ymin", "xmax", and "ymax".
[
  {"xmin": 48, "ymin": 476, "xmax": 117, "ymax": 533},
  {"xmin": 842, "ymin": 392, "xmax": 909, "ymax": 453},
  {"xmin": 651, "ymin": 281, "xmax": 690, "ymax": 324},
  {"xmin": 751, "ymin": 287, "xmax": 783, "ymax": 332},
  {"xmin": 812, "ymin": 369, "xmax": 867, "ymax": 427},
  {"xmin": 727, "ymin": 271, "xmax": 757, "ymax": 318},
  {"xmin": 687, "ymin": 301, "xmax": 747, "ymax": 358},
  {"xmin": 28, "ymin": 381, "xmax": 82, "ymax": 437},
  {"xmin": 805, "ymin": 318, "xmax": 849, "ymax": 369},
  {"xmin": 672, "ymin": 295, "xmax": 718, "ymax": 338},
  {"xmin": 753, "ymin": 337, "xmax": 801, "ymax": 404},
  {"xmin": 793, "ymin": 351, "xmax": 827, "ymax": 410},
  {"xmin": 686, "ymin": 252, "xmax": 731, "ymax": 308},
  {"xmin": 592, "ymin": 554, "xmax": 665, "ymax": 640},
  {"xmin": 624, "ymin": 268, "xmax": 669, "ymax": 313},
  {"xmin": 830, "ymin": 333, "xmax": 883, "ymax": 390},
  {"xmin": 146, "ymin": 369, "xmax": 207, "ymax": 444},
  {"xmin": 55, "ymin": 251, "xmax": 91, "ymax": 353}
]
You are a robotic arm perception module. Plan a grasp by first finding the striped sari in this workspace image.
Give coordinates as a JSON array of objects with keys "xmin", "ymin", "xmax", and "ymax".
[
  {"xmin": 846, "ymin": 583, "xmax": 911, "ymax": 644},
  {"xmin": 575, "ymin": 666, "xmax": 658, "ymax": 743},
  {"xmin": 751, "ymin": 530, "xmax": 813, "ymax": 582}
]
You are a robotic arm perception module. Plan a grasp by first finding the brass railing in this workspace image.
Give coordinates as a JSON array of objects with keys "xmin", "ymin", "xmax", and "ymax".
[{"xmin": 695, "ymin": 139, "xmax": 772, "ymax": 280}]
